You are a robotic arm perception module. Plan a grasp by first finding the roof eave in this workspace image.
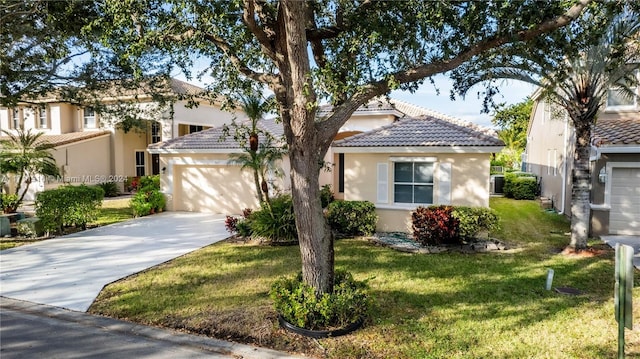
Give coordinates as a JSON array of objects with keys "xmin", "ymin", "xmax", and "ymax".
[{"xmin": 332, "ymin": 146, "xmax": 504, "ymax": 154}]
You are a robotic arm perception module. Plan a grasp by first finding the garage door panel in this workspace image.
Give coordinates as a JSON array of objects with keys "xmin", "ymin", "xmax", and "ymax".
[
  {"xmin": 174, "ymin": 165, "xmax": 258, "ymax": 214},
  {"xmin": 609, "ymin": 167, "xmax": 640, "ymax": 235}
]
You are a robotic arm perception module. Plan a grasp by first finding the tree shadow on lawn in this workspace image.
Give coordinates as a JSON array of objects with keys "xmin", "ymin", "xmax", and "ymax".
[
  {"xmin": 91, "ymin": 238, "xmax": 630, "ymax": 358},
  {"xmin": 336, "ymin": 239, "xmax": 617, "ymax": 329}
]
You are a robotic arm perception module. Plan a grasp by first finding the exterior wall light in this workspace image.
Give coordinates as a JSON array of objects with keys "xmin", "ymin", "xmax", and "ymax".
[{"xmin": 598, "ymin": 167, "xmax": 607, "ymax": 184}]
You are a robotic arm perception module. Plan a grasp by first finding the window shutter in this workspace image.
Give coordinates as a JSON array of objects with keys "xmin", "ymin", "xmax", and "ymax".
[
  {"xmin": 377, "ymin": 163, "xmax": 388, "ymax": 203},
  {"xmin": 438, "ymin": 162, "xmax": 451, "ymax": 205}
]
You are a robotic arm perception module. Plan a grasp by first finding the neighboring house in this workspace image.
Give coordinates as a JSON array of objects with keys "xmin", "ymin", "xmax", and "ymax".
[
  {"xmin": 524, "ymin": 75, "xmax": 640, "ymax": 236},
  {"xmin": 0, "ymin": 78, "xmax": 243, "ymax": 199},
  {"xmin": 150, "ymin": 98, "xmax": 503, "ymax": 233}
]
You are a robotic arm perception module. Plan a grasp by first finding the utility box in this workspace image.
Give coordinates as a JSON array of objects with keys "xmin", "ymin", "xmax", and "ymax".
[{"xmin": 490, "ymin": 175, "xmax": 505, "ymax": 194}]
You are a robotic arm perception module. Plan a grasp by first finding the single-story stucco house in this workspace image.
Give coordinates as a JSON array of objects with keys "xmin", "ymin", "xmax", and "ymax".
[{"xmin": 149, "ymin": 98, "xmax": 504, "ymax": 232}]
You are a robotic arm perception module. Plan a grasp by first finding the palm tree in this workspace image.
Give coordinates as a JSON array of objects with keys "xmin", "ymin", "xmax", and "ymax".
[
  {"xmin": 464, "ymin": 13, "xmax": 639, "ymax": 249},
  {"xmin": 227, "ymin": 93, "xmax": 285, "ymax": 214},
  {"xmin": 0, "ymin": 127, "xmax": 60, "ymax": 213}
]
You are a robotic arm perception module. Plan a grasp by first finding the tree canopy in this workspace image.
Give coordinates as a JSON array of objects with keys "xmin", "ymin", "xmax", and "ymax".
[{"xmin": 4, "ymin": 0, "xmax": 631, "ymax": 293}]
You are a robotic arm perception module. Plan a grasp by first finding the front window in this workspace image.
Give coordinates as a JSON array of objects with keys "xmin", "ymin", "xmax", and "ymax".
[
  {"xmin": 11, "ymin": 108, "xmax": 20, "ymax": 129},
  {"xmin": 189, "ymin": 125, "xmax": 203, "ymax": 133},
  {"xmin": 39, "ymin": 105, "xmax": 48, "ymax": 128},
  {"xmin": 394, "ymin": 162, "xmax": 434, "ymax": 204},
  {"xmin": 151, "ymin": 122, "xmax": 161, "ymax": 143},
  {"xmin": 84, "ymin": 107, "xmax": 96, "ymax": 128},
  {"xmin": 135, "ymin": 151, "xmax": 146, "ymax": 176},
  {"xmin": 607, "ymin": 70, "xmax": 639, "ymax": 109}
]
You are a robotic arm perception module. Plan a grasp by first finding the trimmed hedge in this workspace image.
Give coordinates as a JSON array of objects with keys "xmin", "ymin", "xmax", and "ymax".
[
  {"xmin": 36, "ymin": 185, "xmax": 104, "ymax": 234},
  {"xmin": 504, "ymin": 172, "xmax": 538, "ymax": 200},
  {"xmin": 412, "ymin": 205, "xmax": 500, "ymax": 245},
  {"xmin": 326, "ymin": 200, "xmax": 377, "ymax": 236}
]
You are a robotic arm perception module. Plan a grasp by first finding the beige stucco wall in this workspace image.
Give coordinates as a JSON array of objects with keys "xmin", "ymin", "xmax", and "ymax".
[
  {"xmin": 341, "ymin": 152, "xmax": 491, "ymax": 232},
  {"xmin": 159, "ymin": 153, "xmax": 291, "ymax": 214},
  {"xmin": 170, "ymin": 101, "xmax": 242, "ymax": 138}
]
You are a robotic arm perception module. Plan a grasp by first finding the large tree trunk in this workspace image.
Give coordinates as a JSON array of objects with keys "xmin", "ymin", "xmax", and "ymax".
[
  {"xmin": 275, "ymin": 1, "xmax": 335, "ymax": 295},
  {"xmin": 569, "ymin": 117, "xmax": 592, "ymax": 250}
]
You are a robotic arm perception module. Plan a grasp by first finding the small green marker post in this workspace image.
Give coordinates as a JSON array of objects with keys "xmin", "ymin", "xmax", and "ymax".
[{"xmin": 615, "ymin": 243, "xmax": 633, "ymax": 359}]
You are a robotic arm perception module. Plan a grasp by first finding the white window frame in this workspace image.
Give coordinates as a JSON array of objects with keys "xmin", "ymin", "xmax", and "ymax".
[
  {"xmin": 606, "ymin": 69, "xmax": 639, "ymax": 111},
  {"xmin": 392, "ymin": 161, "xmax": 435, "ymax": 205},
  {"xmin": 83, "ymin": 107, "xmax": 97, "ymax": 128},
  {"xmin": 135, "ymin": 150, "xmax": 146, "ymax": 177},
  {"xmin": 151, "ymin": 122, "xmax": 161, "ymax": 143},
  {"xmin": 11, "ymin": 108, "xmax": 21, "ymax": 129},
  {"xmin": 38, "ymin": 104, "xmax": 48, "ymax": 129}
]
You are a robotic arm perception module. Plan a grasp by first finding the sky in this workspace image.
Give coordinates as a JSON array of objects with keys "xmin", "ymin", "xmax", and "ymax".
[
  {"xmin": 176, "ymin": 71, "xmax": 537, "ymax": 130},
  {"xmin": 390, "ymin": 75, "xmax": 538, "ymax": 129}
]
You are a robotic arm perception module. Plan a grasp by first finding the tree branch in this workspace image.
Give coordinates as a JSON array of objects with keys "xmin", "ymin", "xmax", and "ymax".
[
  {"xmin": 242, "ymin": 0, "xmax": 277, "ymax": 61},
  {"xmin": 317, "ymin": 0, "xmax": 592, "ymax": 139}
]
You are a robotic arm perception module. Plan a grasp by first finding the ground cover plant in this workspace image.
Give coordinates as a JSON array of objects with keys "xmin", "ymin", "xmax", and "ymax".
[{"xmin": 89, "ymin": 198, "xmax": 640, "ymax": 358}]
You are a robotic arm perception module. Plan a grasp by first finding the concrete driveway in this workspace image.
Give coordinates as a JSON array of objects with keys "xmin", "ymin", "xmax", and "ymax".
[{"xmin": 0, "ymin": 212, "xmax": 230, "ymax": 311}]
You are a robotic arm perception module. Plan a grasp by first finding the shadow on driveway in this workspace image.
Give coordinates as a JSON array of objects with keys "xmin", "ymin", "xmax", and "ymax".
[{"xmin": 0, "ymin": 212, "xmax": 230, "ymax": 311}]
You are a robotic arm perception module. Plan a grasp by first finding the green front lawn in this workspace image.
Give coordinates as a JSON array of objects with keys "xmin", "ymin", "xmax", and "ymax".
[{"xmin": 89, "ymin": 198, "xmax": 640, "ymax": 358}]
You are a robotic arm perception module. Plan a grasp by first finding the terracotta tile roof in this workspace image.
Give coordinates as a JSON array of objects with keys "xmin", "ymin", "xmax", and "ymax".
[
  {"xmin": 318, "ymin": 97, "xmax": 497, "ymax": 137},
  {"xmin": 317, "ymin": 98, "xmax": 404, "ymax": 117},
  {"xmin": 148, "ymin": 118, "xmax": 284, "ymax": 151},
  {"xmin": 388, "ymin": 98, "xmax": 497, "ymax": 137},
  {"xmin": 0, "ymin": 131, "xmax": 111, "ymax": 148},
  {"xmin": 592, "ymin": 117, "xmax": 640, "ymax": 146},
  {"xmin": 333, "ymin": 116, "xmax": 504, "ymax": 148}
]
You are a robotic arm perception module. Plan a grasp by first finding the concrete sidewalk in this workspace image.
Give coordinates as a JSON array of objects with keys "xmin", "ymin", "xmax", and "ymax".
[
  {"xmin": 601, "ymin": 235, "xmax": 640, "ymax": 269},
  {"xmin": 0, "ymin": 212, "xmax": 230, "ymax": 311},
  {"xmin": 0, "ymin": 297, "xmax": 303, "ymax": 359}
]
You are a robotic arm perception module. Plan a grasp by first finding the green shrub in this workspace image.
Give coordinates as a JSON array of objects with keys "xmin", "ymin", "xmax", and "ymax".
[
  {"xmin": 451, "ymin": 206, "xmax": 501, "ymax": 239},
  {"xmin": 130, "ymin": 189, "xmax": 165, "ymax": 217},
  {"xmin": 326, "ymin": 200, "xmax": 377, "ymax": 236},
  {"xmin": 129, "ymin": 175, "xmax": 164, "ymax": 217},
  {"xmin": 17, "ymin": 217, "xmax": 44, "ymax": 238},
  {"xmin": 36, "ymin": 185, "xmax": 104, "ymax": 234},
  {"xmin": 320, "ymin": 184, "xmax": 335, "ymax": 208},
  {"xmin": 412, "ymin": 205, "xmax": 459, "ymax": 245},
  {"xmin": 270, "ymin": 270, "xmax": 371, "ymax": 330},
  {"xmin": 250, "ymin": 194, "xmax": 297, "ymax": 243},
  {"xmin": 504, "ymin": 172, "xmax": 538, "ymax": 200},
  {"xmin": 138, "ymin": 175, "xmax": 160, "ymax": 191},
  {"xmin": 97, "ymin": 181, "xmax": 120, "ymax": 197},
  {"xmin": 1, "ymin": 193, "xmax": 19, "ymax": 213}
]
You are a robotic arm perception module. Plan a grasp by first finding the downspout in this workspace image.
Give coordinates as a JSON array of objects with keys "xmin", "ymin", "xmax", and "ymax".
[{"xmin": 559, "ymin": 114, "xmax": 569, "ymax": 214}]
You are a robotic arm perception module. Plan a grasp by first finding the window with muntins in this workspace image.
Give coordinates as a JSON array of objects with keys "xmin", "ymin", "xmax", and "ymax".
[
  {"xmin": 607, "ymin": 70, "xmax": 639, "ymax": 109},
  {"xmin": 11, "ymin": 108, "xmax": 20, "ymax": 129},
  {"xmin": 135, "ymin": 151, "xmax": 145, "ymax": 176},
  {"xmin": 151, "ymin": 122, "xmax": 161, "ymax": 143},
  {"xmin": 84, "ymin": 107, "xmax": 96, "ymax": 128},
  {"xmin": 394, "ymin": 162, "xmax": 434, "ymax": 204},
  {"xmin": 39, "ymin": 105, "xmax": 48, "ymax": 128}
]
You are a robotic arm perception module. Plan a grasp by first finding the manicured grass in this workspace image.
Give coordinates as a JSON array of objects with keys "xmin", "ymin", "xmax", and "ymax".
[
  {"xmin": 91, "ymin": 197, "xmax": 134, "ymax": 227},
  {"xmin": 0, "ymin": 197, "xmax": 133, "ymax": 250},
  {"xmin": 89, "ymin": 198, "xmax": 640, "ymax": 358}
]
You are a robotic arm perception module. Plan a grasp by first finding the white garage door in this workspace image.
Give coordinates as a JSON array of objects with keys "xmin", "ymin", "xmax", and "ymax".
[
  {"xmin": 173, "ymin": 165, "xmax": 258, "ymax": 214},
  {"xmin": 609, "ymin": 167, "xmax": 640, "ymax": 235}
]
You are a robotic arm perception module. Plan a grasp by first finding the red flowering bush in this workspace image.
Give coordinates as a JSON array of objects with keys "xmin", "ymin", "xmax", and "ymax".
[{"xmin": 411, "ymin": 205, "xmax": 460, "ymax": 245}]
